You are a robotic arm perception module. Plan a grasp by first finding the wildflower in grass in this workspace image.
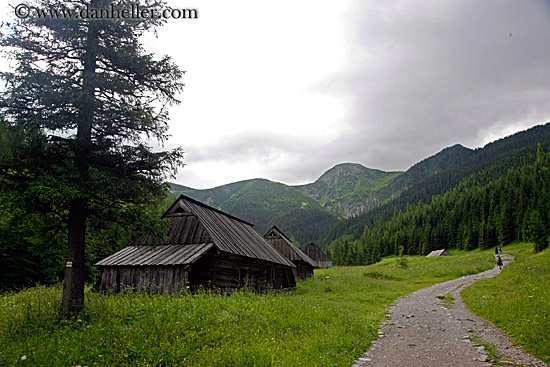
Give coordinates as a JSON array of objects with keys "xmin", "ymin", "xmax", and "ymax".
[{"xmin": 21, "ymin": 355, "xmax": 27, "ymax": 360}]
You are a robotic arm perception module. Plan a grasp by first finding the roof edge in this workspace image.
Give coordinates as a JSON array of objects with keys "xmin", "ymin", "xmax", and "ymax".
[
  {"xmin": 265, "ymin": 225, "xmax": 294, "ymax": 245},
  {"xmin": 163, "ymin": 194, "xmax": 254, "ymax": 227}
]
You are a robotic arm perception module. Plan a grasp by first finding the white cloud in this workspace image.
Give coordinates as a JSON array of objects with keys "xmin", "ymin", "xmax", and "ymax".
[{"xmin": 142, "ymin": 0, "xmax": 353, "ymax": 188}]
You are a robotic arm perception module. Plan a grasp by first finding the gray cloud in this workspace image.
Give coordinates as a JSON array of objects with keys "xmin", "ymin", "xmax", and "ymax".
[{"xmin": 315, "ymin": 0, "xmax": 550, "ymax": 172}]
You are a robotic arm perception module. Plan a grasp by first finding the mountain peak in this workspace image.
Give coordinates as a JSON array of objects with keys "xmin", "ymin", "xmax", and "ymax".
[
  {"xmin": 294, "ymin": 163, "xmax": 403, "ymax": 218},
  {"xmin": 317, "ymin": 163, "xmax": 394, "ymax": 184},
  {"xmin": 407, "ymin": 144, "xmax": 475, "ymax": 173}
]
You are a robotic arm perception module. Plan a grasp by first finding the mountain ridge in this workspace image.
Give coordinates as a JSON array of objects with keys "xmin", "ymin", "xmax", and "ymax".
[{"xmin": 169, "ymin": 146, "xmax": 476, "ymax": 244}]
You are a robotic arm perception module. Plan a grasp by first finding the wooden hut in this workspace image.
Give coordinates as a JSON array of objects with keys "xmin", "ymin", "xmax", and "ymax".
[
  {"xmin": 95, "ymin": 195, "xmax": 296, "ymax": 293},
  {"xmin": 302, "ymin": 242, "xmax": 332, "ymax": 268},
  {"xmin": 264, "ymin": 226, "xmax": 317, "ymax": 280},
  {"xmin": 426, "ymin": 249, "xmax": 452, "ymax": 257}
]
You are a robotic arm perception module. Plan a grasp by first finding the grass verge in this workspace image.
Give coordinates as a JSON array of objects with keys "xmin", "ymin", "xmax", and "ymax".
[
  {"xmin": 1, "ymin": 250, "xmax": 494, "ymax": 366},
  {"xmin": 462, "ymin": 242, "xmax": 550, "ymax": 363},
  {"xmin": 469, "ymin": 335, "xmax": 502, "ymax": 366}
]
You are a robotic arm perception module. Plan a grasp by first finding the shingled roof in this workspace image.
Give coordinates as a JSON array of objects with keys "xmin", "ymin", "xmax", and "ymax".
[{"xmin": 95, "ymin": 195, "xmax": 295, "ymax": 268}]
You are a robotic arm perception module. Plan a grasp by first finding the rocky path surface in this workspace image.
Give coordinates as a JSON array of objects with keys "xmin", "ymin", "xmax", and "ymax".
[{"xmin": 352, "ymin": 255, "xmax": 548, "ymax": 367}]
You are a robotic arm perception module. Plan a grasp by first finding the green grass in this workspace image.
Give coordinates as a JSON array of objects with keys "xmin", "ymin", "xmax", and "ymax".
[
  {"xmin": 0, "ymin": 250, "xmax": 495, "ymax": 366},
  {"xmin": 462, "ymin": 242, "xmax": 550, "ymax": 363}
]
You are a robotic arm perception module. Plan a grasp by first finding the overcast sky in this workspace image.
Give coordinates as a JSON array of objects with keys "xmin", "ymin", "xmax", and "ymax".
[{"xmin": 3, "ymin": 1, "xmax": 550, "ymax": 189}]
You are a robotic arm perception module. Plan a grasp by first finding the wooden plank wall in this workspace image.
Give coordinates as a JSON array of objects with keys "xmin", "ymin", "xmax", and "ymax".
[
  {"xmin": 98, "ymin": 253, "xmax": 296, "ymax": 294},
  {"xmin": 98, "ymin": 266, "xmax": 188, "ymax": 294},
  {"xmin": 295, "ymin": 262, "xmax": 314, "ymax": 280},
  {"xmin": 190, "ymin": 252, "xmax": 296, "ymax": 292},
  {"xmin": 268, "ymin": 237, "xmax": 298, "ymax": 260}
]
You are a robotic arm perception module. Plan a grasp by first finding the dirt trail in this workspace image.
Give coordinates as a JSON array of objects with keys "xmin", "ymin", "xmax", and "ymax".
[{"xmin": 352, "ymin": 255, "xmax": 548, "ymax": 367}]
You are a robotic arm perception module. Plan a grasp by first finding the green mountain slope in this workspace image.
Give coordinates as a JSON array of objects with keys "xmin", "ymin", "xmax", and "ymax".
[
  {"xmin": 169, "ymin": 179, "xmax": 339, "ymax": 246},
  {"xmin": 294, "ymin": 163, "xmax": 402, "ymax": 217}
]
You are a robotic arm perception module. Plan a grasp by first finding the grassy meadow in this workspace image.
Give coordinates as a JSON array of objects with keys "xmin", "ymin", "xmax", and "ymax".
[
  {"xmin": 0, "ymin": 249, "xmax": 502, "ymax": 367},
  {"xmin": 462, "ymin": 242, "xmax": 550, "ymax": 363}
]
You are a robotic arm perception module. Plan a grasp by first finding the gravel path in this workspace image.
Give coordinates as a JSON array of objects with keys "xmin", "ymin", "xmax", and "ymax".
[{"xmin": 352, "ymin": 255, "xmax": 548, "ymax": 367}]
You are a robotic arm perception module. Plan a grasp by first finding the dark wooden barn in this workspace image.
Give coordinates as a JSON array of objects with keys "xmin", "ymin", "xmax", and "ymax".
[
  {"xmin": 95, "ymin": 195, "xmax": 296, "ymax": 293},
  {"xmin": 302, "ymin": 242, "xmax": 333, "ymax": 268},
  {"xmin": 264, "ymin": 226, "xmax": 317, "ymax": 280}
]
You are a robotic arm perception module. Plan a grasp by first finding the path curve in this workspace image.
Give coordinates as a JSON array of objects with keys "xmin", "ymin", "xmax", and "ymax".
[{"xmin": 352, "ymin": 255, "xmax": 548, "ymax": 367}]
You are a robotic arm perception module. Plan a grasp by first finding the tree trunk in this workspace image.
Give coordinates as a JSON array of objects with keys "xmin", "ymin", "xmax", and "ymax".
[
  {"xmin": 60, "ymin": 198, "xmax": 88, "ymax": 318},
  {"xmin": 59, "ymin": 8, "xmax": 97, "ymax": 318}
]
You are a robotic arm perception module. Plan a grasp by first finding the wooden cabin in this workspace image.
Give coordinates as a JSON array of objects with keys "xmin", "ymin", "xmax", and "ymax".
[
  {"xmin": 264, "ymin": 226, "xmax": 317, "ymax": 280},
  {"xmin": 302, "ymin": 242, "xmax": 333, "ymax": 268},
  {"xmin": 426, "ymin": 249, "xmax": 452, "ymax": 257},
  {"xmin": 95, "ymin": 195, "xmax": 296, "ymax": 293}
]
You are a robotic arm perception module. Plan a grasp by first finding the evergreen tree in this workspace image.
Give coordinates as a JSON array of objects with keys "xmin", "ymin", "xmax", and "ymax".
[
  {"xmin": 498, "ymin": 203, "xmax": 515, "ymax": 245},
  {"xmin": 485, "ymin": 218, "xmax": 499, "ymax": 249},
  {"xmin": 479, "ymin": 221, "xmax": 489, "ymax": 249},
  {"xmin": 1, "ymin": 0, "xmax": 184, "ymax": 317},
  {"xmin": 529, "ymin": 210, "xmax": 548, "ymax": 252}
]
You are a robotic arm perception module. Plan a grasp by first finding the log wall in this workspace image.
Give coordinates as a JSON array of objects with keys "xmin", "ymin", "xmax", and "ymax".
[
  {"xmin": 98, "ymin": 265, "xmax": 188, "ymax": 294},
  {"xmin": 294, "ymin": 262, "xmax": 314, "ymax": 280},
  {"xmin": 97, "ymin": 252, "xmax": 296, "ymax": 294},
  {"xmin": 190, "ymin": 252, "xmax": 296, "ymax": 292}
]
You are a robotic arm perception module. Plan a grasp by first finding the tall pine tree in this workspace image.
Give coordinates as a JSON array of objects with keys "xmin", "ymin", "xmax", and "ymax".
[{"xmin": 1, "ymin": 0, "xmax": 184, "ymax": 317}]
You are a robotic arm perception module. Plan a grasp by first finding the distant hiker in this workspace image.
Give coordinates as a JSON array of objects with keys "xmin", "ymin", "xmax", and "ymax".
[
  {"xmin": 497, "ymin": 256, "xmax": 503, "ymax": 270},
  {"xmin": 495, "ymin": 246, "xmax": 499, "ymax": 255},
  {"xmin": 498, "ymin": 246, "xmax": 502, "ymax": 254}
]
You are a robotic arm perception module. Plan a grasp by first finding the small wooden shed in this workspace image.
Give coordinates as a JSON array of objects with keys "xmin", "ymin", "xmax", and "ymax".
[
  {"xmin": 95, "ymin": 195, "xmax": 296, "ymax": 293},
  {"xmin": 426, "ymin": 249, "xmax": 452, "ymax": 257},
  {"xmin": 264, "ymin": 226, "xmax": 317, "ymax": 280},
  {"xmin": 302, "ymin": 242, "xmax": 332, "ymax": 268}
]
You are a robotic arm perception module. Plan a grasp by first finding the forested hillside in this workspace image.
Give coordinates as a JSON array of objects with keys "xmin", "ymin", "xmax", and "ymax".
[
  {"xmin": 327, "ymin": 145, "xmax": 550, "ymax": 265},
  {"xmin": 372, "ymin": 144, "xmax": 475, "ymax": 202},
  {"xmin": 321, "ymin": 123, "xmax": 550, "ymax": 247}
]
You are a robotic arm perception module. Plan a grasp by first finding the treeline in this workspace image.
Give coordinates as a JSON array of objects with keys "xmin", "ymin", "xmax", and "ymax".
[
  {"xmin": 0, "ymin": 192, "xmax": 172, "ymax": 292},
  {"xmin": 327, "ymin": 146, "xmax": 550, "ymax": 265}
]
